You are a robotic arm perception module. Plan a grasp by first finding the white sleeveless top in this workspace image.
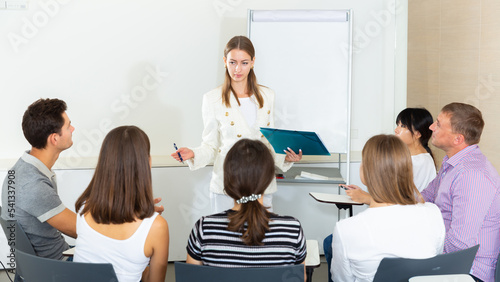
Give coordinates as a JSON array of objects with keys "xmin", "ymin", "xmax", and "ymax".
[{"xmin": 74, "ymin": 211, "xmax": 159, "ymax": 282}]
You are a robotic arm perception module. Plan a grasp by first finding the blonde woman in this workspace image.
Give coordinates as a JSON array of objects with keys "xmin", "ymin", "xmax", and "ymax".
[{"xmin": 331, "ymin": 135, "xmax": 444, "ymax": 282}]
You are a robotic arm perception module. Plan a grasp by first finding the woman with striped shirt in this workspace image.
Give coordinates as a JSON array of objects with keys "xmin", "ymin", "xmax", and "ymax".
[{"xmin": 186, "ymin": 139, "xmax": 306, "ymax": 273}]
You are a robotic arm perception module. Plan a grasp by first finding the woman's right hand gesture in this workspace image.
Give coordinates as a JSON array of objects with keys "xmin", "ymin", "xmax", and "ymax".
[{"xmin": 171, "ymin": 147, "xmax": 194, "ymax": 162}]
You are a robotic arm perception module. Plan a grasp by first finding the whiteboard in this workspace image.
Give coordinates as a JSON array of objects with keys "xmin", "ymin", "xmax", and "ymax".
[{"xmin": 248, "ymin": 10, "xmax": 352, "ymax": 154}]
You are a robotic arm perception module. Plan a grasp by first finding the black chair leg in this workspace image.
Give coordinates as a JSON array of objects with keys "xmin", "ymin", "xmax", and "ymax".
[{"xmin": 306, "ymin": 267, "xmax": 314, "ymax": 282}]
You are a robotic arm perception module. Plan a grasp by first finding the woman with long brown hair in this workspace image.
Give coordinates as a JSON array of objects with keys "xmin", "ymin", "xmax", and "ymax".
[
  {"xmin": 74, "ymin": 126, "xmax": 169, "ymax": 282},
  {"xmin": 185, "ymin": 139, "xmax": 306, "ymax": 273},
  {"xmin": 171, "ymin": 35, "xmax": 302, "ymax": 213},
  {"xmin": 330, "ymin": 135, "xmax": 444, "ymax": 282}
]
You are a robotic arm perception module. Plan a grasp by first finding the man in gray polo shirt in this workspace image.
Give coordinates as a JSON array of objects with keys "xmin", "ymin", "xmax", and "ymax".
[{"xmin": 1, "ymin": 98, "xmax": 77, "ymax": 260}]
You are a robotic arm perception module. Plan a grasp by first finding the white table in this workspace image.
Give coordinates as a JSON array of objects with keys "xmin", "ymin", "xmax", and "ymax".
[{"xmin": 409, "ymin": 274, "xmax": 475, "ymax": 282}]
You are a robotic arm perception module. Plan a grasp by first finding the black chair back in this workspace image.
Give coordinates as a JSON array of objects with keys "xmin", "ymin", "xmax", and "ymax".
[
  {"xmin": 16, "ymin": 249, "xmax": 118, "ymax": 282},
  {"xmin": 175, "ymin": 262, "xmax": 305, "ymax": 282},
  {"xmin": 373, "ymin": 245, "xmax": 479, "ymax": 282},
  {"xmin": 14, "ymin": 221, "xmax": 36, "ymax": 256}
]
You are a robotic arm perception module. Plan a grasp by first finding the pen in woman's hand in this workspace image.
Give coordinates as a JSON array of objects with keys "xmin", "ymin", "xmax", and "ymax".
[
  {"xmin": 174, "ymin": 143, "xmax": 184, "ymax": 163},
  {"xmin": 341, "ymin": 184, "xmax": 358, "ymax": 190}
]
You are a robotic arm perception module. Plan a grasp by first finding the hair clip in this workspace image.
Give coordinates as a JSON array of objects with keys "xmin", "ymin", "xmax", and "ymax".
[{"xmin": 236, "ymin": 194, "xmax": 262, "ymax": 204}]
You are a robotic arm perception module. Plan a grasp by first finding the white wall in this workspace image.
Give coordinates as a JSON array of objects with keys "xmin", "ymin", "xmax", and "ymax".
[{"xmin": 0, "ymin": 0, "xmax": 406, "ymax": 169}]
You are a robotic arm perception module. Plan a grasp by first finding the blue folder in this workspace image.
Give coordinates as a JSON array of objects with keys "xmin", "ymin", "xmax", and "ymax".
[{"xmin": 260, "ymin": 127, "xmax": 331, "ymax": 156}]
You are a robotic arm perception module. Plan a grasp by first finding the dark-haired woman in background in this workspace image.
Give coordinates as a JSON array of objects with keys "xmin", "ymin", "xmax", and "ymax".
[
  {"xmin": 185, "ymin": 139, "xmax": 306, "ymax": 275},
  {"xmin": 74, "ymin": 126, "xmax": 169, "ymax": 282},
  {"xmin": 348, "ymin": 108, "xmax": 436, "ymax": 204},
  {"xmin": 394, "ymin": 108, "xmax": 436, "ymax": 191},
  {"xmin": 172, "ymin": 36, "xmax": 301, "ymax": 213}
]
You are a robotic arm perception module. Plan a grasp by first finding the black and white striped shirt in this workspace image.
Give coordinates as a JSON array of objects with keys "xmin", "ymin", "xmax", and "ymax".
[{"xmin": 187, "ymin": 210, "xmax": 306, "ymax": 267}]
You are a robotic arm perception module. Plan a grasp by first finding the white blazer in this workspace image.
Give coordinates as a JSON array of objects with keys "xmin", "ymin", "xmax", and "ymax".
[{"xmin": 187, "ymin": 86, "xmax": 292, "ymax": 194}]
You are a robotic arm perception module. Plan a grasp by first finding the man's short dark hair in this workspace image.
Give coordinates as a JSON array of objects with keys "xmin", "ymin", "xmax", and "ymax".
[
  {"xmin": 22, "ymin": 98, "xmax": 67, "ymax": 149},
  {"xmin": 441, "ymin": 102, "xmax": 484, "ymax": 145}
]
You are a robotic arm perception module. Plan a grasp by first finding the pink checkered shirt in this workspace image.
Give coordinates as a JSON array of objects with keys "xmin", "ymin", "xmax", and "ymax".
[{"xmin": 422, "ymin": 145, "xmax": 500, "ymax": 282}]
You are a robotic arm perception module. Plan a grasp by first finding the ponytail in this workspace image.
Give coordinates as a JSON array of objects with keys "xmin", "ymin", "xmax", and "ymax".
[
  {"xmin": 227, "ymin": 201, "xmax": 270, "ymax": 246},
  {"xmin": 422, "ymin": 141, "xmax": 435, "ymax": 161},
  {"xmin": 223, "ymin": 139, "xmax": 275, "ymax": 246}
]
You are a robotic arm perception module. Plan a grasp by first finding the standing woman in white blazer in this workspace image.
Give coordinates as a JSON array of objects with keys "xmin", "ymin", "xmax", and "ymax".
[{"xmin": 172, "ymin": 36, "xmax": 302, "ymax": 213}]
